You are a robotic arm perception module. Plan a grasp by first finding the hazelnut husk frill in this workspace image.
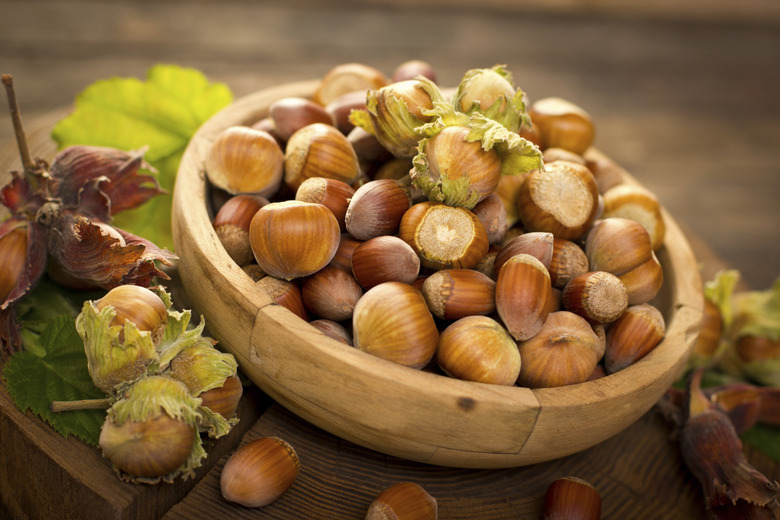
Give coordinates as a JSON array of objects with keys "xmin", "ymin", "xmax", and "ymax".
[{"xmin": 99, "ymin": 375, "xmax": 204, "ymax": 484}]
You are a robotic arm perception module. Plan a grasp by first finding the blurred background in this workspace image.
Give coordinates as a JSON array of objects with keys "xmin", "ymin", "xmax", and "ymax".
[{"xmin": 1, "ymin": 0, "xmax": 779, "ymax": 290}]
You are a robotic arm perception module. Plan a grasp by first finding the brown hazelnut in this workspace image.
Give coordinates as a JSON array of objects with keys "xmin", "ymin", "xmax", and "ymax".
[
  {"xmin": 421, "ymin": 268, "xmax": 496, "ymax": 320},
  {"xmin": 352, "ymin": 282, "xmax": 438, "ymax": 369},
  {"xmin": 517, "ymin": 161, "xmax": 600, "ymax": 241},
  {"xmin": 345, "ymin": 179, "xmax": 413, "ymax": 240},
  {"xmin": 351, "ymin": 235, "xmax": 420, "ymax": 290},
  {"xmin": 495, "ymin": 253, "xmax": 553, "ymax": 341},
  {"xmin": 604, "ymin": 303, "xmax": 665, "ymax": 373},
  {"xmin": 249, "ymin": 200, "xmax": 340, "ymax": 280},
  {"xmin": 283, "ymin": 123, "xmax": 360, "ymax": 191},
  {"xmin": 399, "ymin": 201, "xmax": 489, "ymax": 270},
  {"xmin": 301, "ymin": 265, "xmax": 364, "ymax": 321},
  {"xmin": 517, "ymin": 311, "xmax": 602, "ymax": 388},
  {"xmin": 436, "ymin": 315, "xmax": 521, "ymax": 386}
]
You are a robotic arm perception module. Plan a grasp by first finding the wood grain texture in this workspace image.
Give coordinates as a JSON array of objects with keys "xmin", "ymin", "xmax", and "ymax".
[
  {"xmin": 1, "ymin": 0, "xmax": 778, "ymax": 291},
  {"xmin": 161, "ymin": 404, "xmax": 713, "ymax": 519}
]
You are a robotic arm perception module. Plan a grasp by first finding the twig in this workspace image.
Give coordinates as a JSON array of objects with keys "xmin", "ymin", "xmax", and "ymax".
[
  {"xmin": 2, "ymin": 74, "xmax": 37, "ymax": 175},
  {"xmin": 50, "ymin": 398, "xmax": 111, "ymax": 413}
]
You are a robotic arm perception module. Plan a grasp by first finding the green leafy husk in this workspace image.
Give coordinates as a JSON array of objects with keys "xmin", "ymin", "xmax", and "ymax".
[
  {"xmin": 685, "ymin": 270, "xmax": 740, "ymax": 371},
  {"xmin": 451, "ymin": 64, "xmax": 531, "ymax": 133},
  {"xmin": 349, "ymin": 76, "xmax": 446, "ymax": 158},
  {"xmin": 411, "ymin": 103, "xmax": 543, "ymax": 208},
  {"xmin": 76, "ymin": 300, "xmax": 160, "ymax": 394},
  {"xmin": 718, "ymin": 276, "xmax": 780, "ymax": 386},
  {"xmin": 105, "ymin": 375, "xmax": 205, "ymax": 483}
]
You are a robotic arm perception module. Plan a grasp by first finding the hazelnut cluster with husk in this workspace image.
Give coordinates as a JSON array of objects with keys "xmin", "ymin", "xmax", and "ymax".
[
  {"xmin": 56, "ymin": 284, "xmax": 242, "ymax": 484},
  {"xmin": 0, "ymin": 75, "xmax": 176, "ymax": 359},
  {"xmin": 206, "ymin": 60, "xmax": 669, "ymax": 389},
  {"xmin": 685, "ymin": 270, "xmax": 780, "ymax": 387}
]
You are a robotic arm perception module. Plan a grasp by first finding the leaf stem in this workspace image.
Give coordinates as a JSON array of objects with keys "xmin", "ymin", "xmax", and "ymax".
[
  {"xmin": 2, "ymin": 74, "xmax": 37, "ymax": 175},
  {"xmin": 50, "ymin": 398, "xmax": 111, "ymax": 413}
]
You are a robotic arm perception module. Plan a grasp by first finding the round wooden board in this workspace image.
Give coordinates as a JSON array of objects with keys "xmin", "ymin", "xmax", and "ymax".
[{"xmin": 1, "ymin": 108, "xmax": 777, "ymax": 520}]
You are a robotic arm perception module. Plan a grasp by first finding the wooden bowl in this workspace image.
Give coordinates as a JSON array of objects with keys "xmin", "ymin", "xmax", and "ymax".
[{"xmin": 172, "ymin": 80, "xmax": 703, "ymax": 469}]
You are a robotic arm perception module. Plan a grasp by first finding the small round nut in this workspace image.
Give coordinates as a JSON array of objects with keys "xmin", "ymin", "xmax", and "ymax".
[
  {"xmin": 220, "ymin": 437, "xmax": 300, "ymax": 508},
  {"xmin": 436, "ymin": 315, "xmax": 521, "ymax": 386}
]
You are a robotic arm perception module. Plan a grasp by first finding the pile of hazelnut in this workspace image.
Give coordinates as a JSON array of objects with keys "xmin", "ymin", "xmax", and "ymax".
[{"xmin": 206, "ymin": 60, "xmax": 667, "ymax": 390}]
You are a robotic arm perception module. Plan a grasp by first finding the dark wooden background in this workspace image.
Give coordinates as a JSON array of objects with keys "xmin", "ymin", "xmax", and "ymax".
[
  {"xmin": 2, "ymin": 0, "xmax": 779, "ymax": 290},
  {"xmin": 1, "ymin": 1, "xmax": 780, "ymax": 518}
]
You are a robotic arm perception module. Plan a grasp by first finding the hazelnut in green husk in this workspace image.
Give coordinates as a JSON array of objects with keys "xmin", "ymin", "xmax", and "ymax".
[
  {"xmin": 76, "ymin": 285, "xmax": 169, "ymax": 394},
  {"xmin": 719, "ymin": 274, "xmax": 780, "ymax": 386},
  {"xmin": 411, "ymin": 103, "xmax": 543, "ymax": 209},
  {"xmin": 167, "ymin": 343, "xmax": 242, "ymax": 437},
  {"xmin": 99, "ymin": 375, "xmax": 205, "ymax": 484},
  {"xmin": 685, "ymin": 270, "xmax": 738, "ymax": 372},
  {"xmin": 452, "ymin": 64, "xmax": 531, "ymax": 133},
  {"xmin": 349, "ymin": 76, "xmax": 445, "ymax": 158}
]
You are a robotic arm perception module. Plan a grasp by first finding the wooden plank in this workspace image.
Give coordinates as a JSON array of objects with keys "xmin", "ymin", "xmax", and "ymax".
[
  {"xmin": 164, "ymin": 402, "xmax": 780, "ymax": 519},
  {"xmin": 0, "ymin": 382, "xmax": 270, "ymax": 520}
]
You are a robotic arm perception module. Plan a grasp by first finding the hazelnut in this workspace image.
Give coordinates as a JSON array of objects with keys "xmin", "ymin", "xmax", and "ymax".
[
  {"xmin": 295, "ymin": 177, "xmax": 355, "ymax": 231},
  {"xmin": 256, "ymin": 276, "xmax": 308, "ymax": 321},
  {"xmin": 601, "ymin": 184, "xmax": 666, "ymax": 250},
  {"xmin": 472, "ymin": 193, "xmax": 508, "ymax": 245},
  {"xmin": 517, "ymin": 161, "xmax": 600, "ymax": 241},
  {"xmin": 329, "ymin": 233, "xmax": 364, "ymax": 273},
  {"xmin": 561, "ymin": 271, "xmax": 629, "ymax": 324},
  {"xmin": 365, "ymin": 481, "xmax": 438, "ymax": 520},
  {"xmin": 220, "ymin": 437, "xmax": 300, "ymax": 508},
  {"xmin": 548, "ymin": 238, "xmax": 589, "ymax": 290},
  {"xmin": 495, "ymin": 253, "xmax": 553, "ymax": 341},
  {"xmin": 516, "ymin": 311, "xmax": 602, "ymax": 388},
  {"xmin": 493, "ymin": 231, "xmax": 554, "ymax": 274},
  {"xmin": 345, "ymin": 179, "xmax": 413, "ymax": 240},
  {"xmin": 309, "ymin": 319, "xmax": 353, "ymax": 346},
  {"xmin": 301, "ymin": 265, "xmax": 364, "ymax": 321},
  {"xmin": 326, "ymin": 90, "xmax": 368, "ymax": 135},
  {"xmin": 436, "ymin": 315, "xmax": 521, "ymax": 386},
  {"xmin": 284, "ymin": 123, "xmax": 360, "ymax": 191},
  {"xmin": 269, "ymin": 97, "xmax": 335, "ymax": 142},
  {"xmin": 421, "ymin": 268, "xmax": 496, "ymax": 320},
  {"xmin": 249, "ymin": 200, "xmax": 340, "ymax": 280},
  {"xmin": 493, "ymin": 172, "xmax": 531, "ymax": 228},
  {"xmin": 542, "ymin": 476, "xmax": 602, "ymax": 520},
  {"xmin": 399, "ymin": 201, "xmax": 489, "ymax": 271},
  {"xmin": 392, "ymin": 59, "xmax": 437, "ymax": 83},
  {"xmin": 212, "ymin": 194, "xmax": 269, "ymax": 266},
  {"xmin": 528, "ymin": 97, "xmax": 595, "ymax": 155},
  {"xmin": 604, "ymin": 303, "xmax": 666, "ymax": 373},
  {"xmin": 205, "ymin": 126, "xmax": 284, "ymax": 198},
  {"xmin": 352, "ymin": 282, "xmax": 439, "ymax": 369},
  {"xmin": 312, "ymin": 62, "xmax": 388, "ymax": 106},
  {"xmin": 351, "ymin": 235, "xmax": 420, "ymax": 290}
]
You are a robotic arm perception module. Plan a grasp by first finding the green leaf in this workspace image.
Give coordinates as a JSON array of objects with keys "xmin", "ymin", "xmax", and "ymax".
[
  {"xmin": 15, "ymin": 276, "xmax": 95, "ymax": 357},
  {"xmin": 742, "ymin": 423, "xmax": 780, "ymax": 462},
  {"xmin": 51, "ymin": 64, "xmax": 233, "ymax": 251},
  {"xmin": 3, "ymin": 314, "xmax": 106, "ymax": 446}
]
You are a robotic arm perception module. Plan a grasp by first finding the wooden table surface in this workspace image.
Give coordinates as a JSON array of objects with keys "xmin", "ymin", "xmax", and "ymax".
[{"xmin": 1, "ymin": 1, "xmax": 780, "ymax": 519}]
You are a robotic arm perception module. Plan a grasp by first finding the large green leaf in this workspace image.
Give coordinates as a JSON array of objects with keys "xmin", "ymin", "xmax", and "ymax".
[
  {"xmin": 3, "ymin": 314, "xmax": 106, "ymax": 446},
  {"xmin": 51, "ymin": 64, "xmax": 233, "ymax": 251}
]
